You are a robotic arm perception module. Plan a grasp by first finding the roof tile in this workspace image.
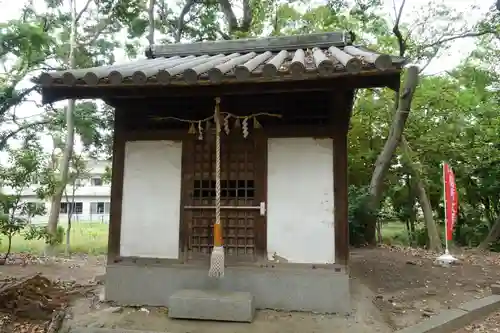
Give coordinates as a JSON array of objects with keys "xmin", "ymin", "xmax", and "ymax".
[{"xmin": 38, "ymin": 45, "xmax": 403, "ymax": 87}]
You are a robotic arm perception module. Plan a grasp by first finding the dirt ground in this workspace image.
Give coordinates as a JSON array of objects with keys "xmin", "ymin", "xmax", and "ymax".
[
  {"xmin": 0, "ymin": 254, "xmax": 106, "ymax": 282},
  {"xmin": 456, "ymin": 311, "xmax": 500, "ymax": 333},
  {"xmin": 1, "ymin": 247, "xmax": 500, "ymax": 332},
  {"xmin": 350, "ymin": 246, "xmax": 500, "ymax": 331}
]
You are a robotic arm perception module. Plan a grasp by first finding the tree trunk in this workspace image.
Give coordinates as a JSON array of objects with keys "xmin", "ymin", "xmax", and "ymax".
[
  {"xmin": 406, "ymin": 173, "xmax": 416, "ymax": 246},
  {"xmin": 147, "ymin": 0, "xmax": 155, "ymax": 45},
  {"xmin": 400, "ymin": 136, "xmax": 442, "ymax": 252},
  {"xmin": 415, "ymin": 178, "xmax": 442, "ymax": 251},
  {"xmin": 66, "ymin": 217, "xmax": 72, "ymax": 256},
  {"xmin": 409, "ymin": 212, "xmax": 416, "ymax": 246},
  {"xmin": 365, "ymin": 66, "xmax": 419, "ymax": 244},
  {"xmin": 46, "ymin": 0, "xmax": 77, "ymax": 254},
  {"xmin": 46, "ymin": 97, "xmax": 75, "ymax": 254},
  {"xmin": 478, "ymin": 215, "xmax": 500, "ymax": 250},
  {"xmin": 1, "ymin": 235, "xmax": 13, "ymax": 263},
  {"xmin": 376, "ymin": 221, "xmax": 382, "ymax": 243},
  {"xmin": 405, "ymin": 220, "xmax": 412, "ymax": 245},
  {"xmin": 64, "ymin": 188, "xmax": 73, "ymax": 257}
]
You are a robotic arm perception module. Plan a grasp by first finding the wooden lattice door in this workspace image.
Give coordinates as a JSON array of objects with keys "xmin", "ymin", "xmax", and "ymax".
[{"xmin": 182, "ymin": 132, "xmax": 266, "ymax": 262}]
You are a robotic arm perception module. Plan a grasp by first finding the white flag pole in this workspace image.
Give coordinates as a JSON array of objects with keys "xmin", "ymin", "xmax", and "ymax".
[
  {"xmin": 437, "ymin": 161, "xmax": 457, "ymax": 265},
  {"xmin": 443, "ymin": 162, "xmax": 450, "ymax": 255}
]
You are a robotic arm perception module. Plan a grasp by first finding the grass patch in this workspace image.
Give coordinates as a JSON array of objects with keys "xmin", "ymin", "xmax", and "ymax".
[
  {"xmin": 381, "ymin": 221, "xmax": 409, "ymax": 245},
  {"xmin": 381, "ymin": 221, "xmax": 405, "ymax": 238},
  {"xmin": 0, "ymin": 222, "xmax": 109, "ymax": 255}
]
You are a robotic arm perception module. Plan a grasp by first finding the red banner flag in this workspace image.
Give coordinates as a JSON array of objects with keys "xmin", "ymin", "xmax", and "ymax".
[{"xmin": 443, "ymin": 163, "xmax": 458, "ymax": 241}]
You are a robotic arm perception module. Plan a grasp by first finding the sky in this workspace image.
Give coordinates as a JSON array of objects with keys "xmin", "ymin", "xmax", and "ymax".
[{"xmin": 0, "ymin": 0, "xmax": 492, "ymax": 162}]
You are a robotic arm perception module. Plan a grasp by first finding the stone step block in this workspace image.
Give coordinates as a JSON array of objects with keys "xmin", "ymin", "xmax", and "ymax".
[{"xmin": 168, "ymin": 289, "xmax": 255, "ymax": 323}]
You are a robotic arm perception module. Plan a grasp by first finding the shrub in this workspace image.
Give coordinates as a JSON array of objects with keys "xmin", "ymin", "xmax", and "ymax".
[
  {"xmin": 348, "ymin": 185, "xmax": 377, "ymax": 246},
  {"xmin": 24, "ymin": 224, "xmax": 65, "ymax": 246}
]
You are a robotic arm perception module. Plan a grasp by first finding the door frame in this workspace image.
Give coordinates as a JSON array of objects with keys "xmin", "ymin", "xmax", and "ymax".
[{"xmin": 178, "ymin": 132, "xmax": 268, "ymax": 262}]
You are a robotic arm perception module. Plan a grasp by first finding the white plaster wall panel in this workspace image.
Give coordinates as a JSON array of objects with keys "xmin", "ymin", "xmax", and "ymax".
[
  {"xmin": 120, "ymin": 140, "xmax": 182, "ymax": 258},
  {"xmin": 267, "ymin": 138, "xmax": 335, "ymax": 263}
]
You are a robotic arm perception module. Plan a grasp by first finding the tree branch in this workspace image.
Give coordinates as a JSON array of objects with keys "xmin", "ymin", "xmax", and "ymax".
[
  {"xmin": 75, "ymin": 0, "xmax": 92, "ymax": 24},
  {"xmin": 218, "ymin": 0, "xmax": 253, "ymax": 34},
  {"xmin": 420, "ymin": 30, "xmax": 498, "ymax": 49},
  {"xmin": 417, "ymin": 46, "xmax": 441, "ymax": 74},
  {"xmin": 218, "ymin": 0, "xmax": 239, "ymax": 32},
  {"xmin": 80, "ymin": 19, "xmax": 111, "ymax": 47},
  {"xmin": 0, "ymin": 85, "xmax": 39, "ymax": 117},
  {"xmin": 175, "ymin": 0, "xmax": 197, "ymax": 43},
  {"xmin": 217, "ymin": 28, "xmax": 231, "ymax": 40},
  {"xmin": 392, "ymin": 0, "xmax": 407, "ymax": 57},
  {"xmin": 241, "ymin": 0, "xmax": 252, "ymax": 32},
  {"xmin": 0, "ymin": 120, "xmax": 51, "ymax": 150}
]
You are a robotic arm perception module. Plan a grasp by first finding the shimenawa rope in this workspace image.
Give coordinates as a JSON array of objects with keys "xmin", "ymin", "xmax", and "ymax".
[{"xmin": 208, "ymin": 97, "xmax": 224, "ymax": 278}]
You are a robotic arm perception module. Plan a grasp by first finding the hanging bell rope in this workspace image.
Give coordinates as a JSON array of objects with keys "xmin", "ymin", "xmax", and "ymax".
[{"xmin": 208, "ymin": 96, "xmax": 225, "ymax": 278}]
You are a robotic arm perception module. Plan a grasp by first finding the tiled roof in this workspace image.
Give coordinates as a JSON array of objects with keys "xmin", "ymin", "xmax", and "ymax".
[{"xmin": 38, "ymin": 33, "xmax": 404, "ymax": 87}]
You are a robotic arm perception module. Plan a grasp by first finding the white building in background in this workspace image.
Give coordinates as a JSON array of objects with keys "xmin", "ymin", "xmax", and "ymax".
[{"xmin": 2, "ymin": 160, "xmax": 112, "ymax": 224}]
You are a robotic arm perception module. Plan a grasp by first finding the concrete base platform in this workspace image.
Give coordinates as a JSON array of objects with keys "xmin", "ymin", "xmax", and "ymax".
[
  {"xmin": 168, "ymin": 289, "xmax": 255, "ymax": 322},
  {"xmin": 104, "ymin": 263, "xmax": 350, "ymax": 314}
]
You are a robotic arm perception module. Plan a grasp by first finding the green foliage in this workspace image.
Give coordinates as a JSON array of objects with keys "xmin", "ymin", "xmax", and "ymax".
[
  {"xmin": 454, "ymin": 217, "xmax": 489, "ymax": 248},
  {"xmin": 0, "ymin": 140, "xmax": 49, "ymax": 261},
  {"xmin": 24, "ymin": 224, "xmax": 65, "ymax": 246},
  {"xmin": 0, "ymin": 20, "xmax": 52, "ymax": 59},
  {"xmin": 0, "ymin": 213, "xmax": 29, "ymax": 257},
  {"xmin": 348, "ymin": 185, "xmax": 377, "ymax": 246},
  {"xmin": 411, "ymin": 227, "xmax": 445, "ymax": 249},
  {"xmin": 102, "ymin": 166, "xmax": 112, "ymax": 184},
  {"xmin": 0, "ymin": 4, "xmax": 60, "ymax": 117},
  {"xmin": 46, "ymin": 101, "xmax": 112, "ymax": 154}
]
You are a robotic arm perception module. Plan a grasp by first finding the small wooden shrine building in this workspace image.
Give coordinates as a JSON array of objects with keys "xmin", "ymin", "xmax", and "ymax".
[{"xmin": 38, "ymin": 32, "xmax": 405, "ymax": 314}]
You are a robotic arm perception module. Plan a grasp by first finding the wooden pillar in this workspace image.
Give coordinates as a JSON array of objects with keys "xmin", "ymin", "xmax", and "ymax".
[
  {"xmin": 107, "ymin": 110, "xmax": 126, "ymax": 263},
  {"xmin": 332, "ymin": 90, "xmax": 353, "ymax": 266}
]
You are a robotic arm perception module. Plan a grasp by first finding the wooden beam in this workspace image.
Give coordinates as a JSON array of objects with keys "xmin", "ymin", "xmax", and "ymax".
[
  {"xmin": 122, "ymin": 127, "xmax": 332, "ymax": 141},
  {"xmin": 107, "ymin": 111, "xmax": 126, "ymax": 263},
  {"xmin": 254, "ymin": 133, "xmax": 268, "ymax": 258},
  {"xmin": 332, "ymin": 90, "xmax": 353, "ymax": 266},
  {"xmin": 109, "ymin": 89, "xmax": 332, "ymax": 114},
  {"xmin": 41, "ymin": 72, "xmax": 402, "ymax": 104},
  {"xmin": 150, "ymin": 32, "xmax": 351, "ymax": 58}
]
